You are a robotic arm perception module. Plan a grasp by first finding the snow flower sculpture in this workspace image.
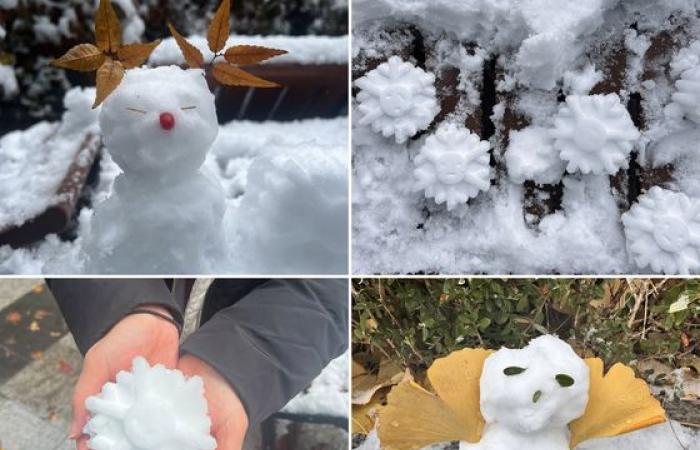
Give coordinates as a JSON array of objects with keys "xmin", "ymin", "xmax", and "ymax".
[
  {"xmin": 622, "ymin": 187, "xmax": 700, "ymax": 274},
  {"xmin": 84, "ymin": 357, "xmax": 216, "ymax": 450},
  {"xmin": 671, "ymin": 65, "xmax": 700, "ymax": 124},
  {"xmin": 413, "ymin": 123, "xmax": 491, "ymax": 210},
  {"xmin": 378, "ymin": 335, "xmax": 665, "ymax": 450},
  {"xmin": 355, "ymin": 56, "xmax": 439, "ymax": 144},
  {"xmin": 551, "ymin": 94, "xmax": 639, "ymax": 175}
]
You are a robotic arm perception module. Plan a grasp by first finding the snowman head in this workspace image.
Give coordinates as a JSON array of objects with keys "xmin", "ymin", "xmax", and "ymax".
[
  {"xmin": 479, "ymin": 335, "xmax": 590, "ymax": 434},
  {"xmin": 99, "ymin": 65, "xmax": 218, "ymax": 179}
]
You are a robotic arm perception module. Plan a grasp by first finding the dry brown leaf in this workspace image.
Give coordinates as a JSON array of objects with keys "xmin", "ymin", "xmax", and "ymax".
[
  {"xmin": 93, "ymin": 58, "xmax": 124, "ymax": 108},
  {"xmin": 94, "ymin": 0, "xmax": 122, "ymax": 53},
  {"xmin": 212, "ymin": 62, "xmax": 279, "ymax": 88},
  {"xmin": 117, "ymin": 40, "xmax": 161, "ymax": 69},
  {"xmin": 34, "ymin": 309, "xmax": 50, "ymax": 320},
  {"xmin": 378, "ymin": 381, "xmax": 471, "ymax": 450},
  {"xmin": 5, "ymin": 311, "xmax": 21, "ymax": 325},
  {"xmin": 30, "ymin": 350, "xmax": 44, "ymax": 360},
  {"xmin": 167, "ymin": 22, "xmax": 204, "ymax": 68},
  {"xmin": 52, "ymin": 44, "xmax": 105, "ymax": 71},
  {"xmin": 29, "ymin": 320, "xmax": 40, "ymax": 332},
  {"xmin": 224, "ymin": 45, "xmax": 287, "ymax": 65},
  {"xmin": 31, "ymin": 284, "xmax": 44, "ymax": 294},
  {"xmin": 207, "ymin": 0, "xmax": 230, "ymax": 53},
  {"xmin": 569, "ymin": 358, "xmax": 666, "ymax": 448},
  {"xmin": 353, "ymin": 360, "xmax": 404, "ymax": 405}
]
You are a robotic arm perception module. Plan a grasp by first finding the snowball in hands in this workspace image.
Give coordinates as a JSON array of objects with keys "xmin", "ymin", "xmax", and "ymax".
[
  {"xmin": 551, "ymin": 94, "xmax": 639, "ymax": 175},
  {"xmin": 87, "ymin": 66, "xmax": 226, "ymax": 273},
  {"xmin": 355, "ymin": 56, "xmax": 439, "ymax": 144},
  {"xmin": 414, "ymin": 123, "xmax": 491, "ymax": 210},
  {"xmin": 84, "ymin": 357, "xmax": 216, "ymax": 450},
  {"xmin": 462, "ymin": 335, "xmax": 589, "ymax": 450},
  {"xmin": 622, "ymin": 187, "xmax": 700, "ymax": 274}
]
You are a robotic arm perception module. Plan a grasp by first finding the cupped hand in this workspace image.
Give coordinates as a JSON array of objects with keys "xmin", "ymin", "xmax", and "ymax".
[
  {"xmin": 70, "ymin": 305, "xmax": 180, "ymax": 450},
  {"xmin": 177, "ymin": 353, "xmax": 249, "ymax": 450}
]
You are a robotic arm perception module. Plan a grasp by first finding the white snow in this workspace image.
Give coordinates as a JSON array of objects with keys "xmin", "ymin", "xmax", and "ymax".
[
  {"xmin": 356, "ymin": 423, "xmax": 699, "ymax": 450},
  {"xmin": 352, "ymin": 0, "xmax": 700, "ymax": 274},
  {"xmin": 0, "ymin": 87, "xmax": 99, "ymax": 230},
  {"xmin": 0, "ymin": 82, "xmax": 347, "ymax": 273},
  {"xmin": 0, "ymin": 64, "xmax": 18, "ymax": 99},
  {"xmin": 149, "ymin": 35, "xmax": 349, "ymax": 67},
  {"xmin": 84, "ymin": 357, "xmax": 216, "ymax": 450},
  {"xmin": 283, "ymin": 351, "xmax": 348, "ymax": 418}
]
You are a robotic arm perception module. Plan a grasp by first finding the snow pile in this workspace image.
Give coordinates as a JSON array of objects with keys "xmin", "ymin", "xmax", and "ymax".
[
  {"xmin": 352, "ymin": 0, "xmax": 700, "ymax": 274},
  {"xmin": 0, "ymin": 87, "xmax": 98, "ymax": 229},
  {"xmin": 0, "ymin": 86, "xmax": 347, "ymax": 274},
  {"xmin": 150, "ymin": 35, "xmax": 349, "ymax": 67},
  {"xmin": 85, "ymin": 357, "xmax": 216, "ymax": 450},
  {"xmin": 283, "ymin": 351, "xmax": 348, "ymax": 418}
]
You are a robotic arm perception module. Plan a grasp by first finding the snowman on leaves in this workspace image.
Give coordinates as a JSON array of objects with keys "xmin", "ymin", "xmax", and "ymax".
[{"xmin": 53, "ymin": 0, "xmax": 286, "ymax": 273}]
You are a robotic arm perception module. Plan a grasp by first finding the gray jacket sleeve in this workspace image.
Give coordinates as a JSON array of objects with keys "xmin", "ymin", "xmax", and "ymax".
[
  {"xmin": 46, "ymin": 279, "xmax": 183, "ymax": 354},
  {"xmin": 180, "ymin": 279, "xmax": 348, "ymax": 427}
]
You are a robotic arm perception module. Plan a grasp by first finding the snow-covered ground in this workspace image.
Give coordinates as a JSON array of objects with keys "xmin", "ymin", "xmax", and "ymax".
[
  {"xmin": 0, "ymin": 88, "xmax": 348, "ymax": 274},
  {"xmin": 356, "ymin": 423, "xmax": 699, "ymax": 450},
  {"xmin": 352, "ymin": 0, "xmax": 700, "ymax": 274},
  {"xmin": 283, "ymin": 350, "xmax": 349, "ymax": 418}
]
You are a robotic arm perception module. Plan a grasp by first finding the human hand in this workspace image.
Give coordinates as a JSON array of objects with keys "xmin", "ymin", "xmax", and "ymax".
[
  {"xmin": 70, "ymin": 305, "xmax": 180, "ymax": 450},
  {"xmin": 177, "ymin": 354, "xmax": 249, "ymax": 450}
]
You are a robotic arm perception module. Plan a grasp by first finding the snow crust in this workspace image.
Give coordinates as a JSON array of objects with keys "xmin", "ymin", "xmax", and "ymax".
[
  {"xmin": 84, "ymin": 357, "xmax": 216, "ymax": 450},
  {"xmin": 149, "ymin": 35, "xmax": 349, "ymax": 67}
]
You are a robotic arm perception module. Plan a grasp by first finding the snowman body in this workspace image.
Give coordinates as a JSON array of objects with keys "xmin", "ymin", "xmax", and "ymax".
[
  {"xmin": 461, "ymin": 335, "xmax": 590, "ymax": 450},
  {"xmin": 86, "ymin": 66, "xmax": 226, "ymax": 273}
]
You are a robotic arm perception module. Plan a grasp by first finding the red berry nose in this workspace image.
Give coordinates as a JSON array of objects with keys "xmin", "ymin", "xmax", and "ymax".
[{"xmin": 159, "ymin": 112, "xmax": 175, "ymax": 130}]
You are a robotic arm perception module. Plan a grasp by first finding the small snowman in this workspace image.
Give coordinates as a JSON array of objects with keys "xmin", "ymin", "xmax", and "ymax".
[
  {"xmin": 378, "ymin": 334, "xmax": 666, "ymax": 450},
  {"xmin": 87, "ymin": 65, "xmax": 226, "ymax": 273},
  {"xmin": 52, "ymin": 0, "xmax": 286, "ymax": 273},
  {"xmin": 463, "ymin": 336, "xmax": 589, "ymax": 450}
]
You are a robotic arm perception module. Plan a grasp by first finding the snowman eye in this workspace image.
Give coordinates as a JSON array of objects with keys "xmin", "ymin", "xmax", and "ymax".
[
  {"xmin": 555, "ymin": 374, "xmax": 575, "ymax": 387},
  {"xmin": 503, "ymin": 366, "xmax": 526, "ymax": 375},
  {"xmin": 181, "ymin": 105, "xmax": 197, "ymax": 111},
  {"xmin": 125, "ymin": 107, "xmax": 147, "ymax": 114}
]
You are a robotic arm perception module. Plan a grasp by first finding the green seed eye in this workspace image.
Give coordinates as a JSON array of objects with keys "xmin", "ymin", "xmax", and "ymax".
[
  {"xmin": 504, "ymin": 366, "xmax": 526, "ymax": 376},
  {"xmin": 556, "ymin": 374, "xmax": 575, "ymax": 387}
]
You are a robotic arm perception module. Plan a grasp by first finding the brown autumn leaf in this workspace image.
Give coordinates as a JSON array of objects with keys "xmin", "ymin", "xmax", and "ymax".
[
  {"xmin": 52, "ymin": 44, "xmax": 105, "ymax": 71},
  {"xmin": 212, "ymin": 62, "xmax": 279, "ymax": 88},
  {"xmin": 167, "ymin": 22, "xmax": 204, "ymax": 68},
  {"xmin": 94, "ymin": 0, "xmax": 122, "ymax": 53},
  {"xmin": 207, "ymin": 0, "xmax": 231, "ymax": 53},
  {"xmin": 5, "ymin": 311, "xmax": 21, "ymax": 325},
  {"xmin": 93, "ymin": 58, "xmax": 125, "ymax": 108},
  {"xmin": 30, "ymin": 350, "xmax": 44, "ymax": 360},
  {"xmin": 117, "ymin": 40, "xmax": 162, "ymax": 69},
  {"xmin": 224, "ymin": 45, "xmax": 287, "ymax": 65},
  {"xmin": 31, "ymin": 284, "xmax": 44, "ymax": 294}
]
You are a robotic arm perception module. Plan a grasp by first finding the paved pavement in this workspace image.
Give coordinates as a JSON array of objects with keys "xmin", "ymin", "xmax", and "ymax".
[{"xmin": 0, "ymin": 280, "xmax": 347, "ymax": 450}]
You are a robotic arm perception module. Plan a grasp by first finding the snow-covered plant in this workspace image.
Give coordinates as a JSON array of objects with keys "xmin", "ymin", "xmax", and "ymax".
[
  {"xmin": 377, "ymin": 335, "xmax": 665, "ymax": 450},
  {"xmin": 354, "ymin": 56, "xmax": 439, "ymax": 144},
  {"xmin": 551, "ymin": 94, "xmax": 639, "ymax": 175},
  {"xmin": 622, "ymin": 187, "xmax": 700, "ymax": 275},
  {"xmin": 84, "ymin": 357, "xmax": 216, "ymax": 450},
  {"xmin": 413, "ymin": 123, "xmax": 491, "ymax": 210},
  {"xmin": 505, "ymin": 126, "xmax": 565, "ymax": 185},
  {"xmin": 671, "ymin": 65, "xmax": 700, "ymax": 124}
]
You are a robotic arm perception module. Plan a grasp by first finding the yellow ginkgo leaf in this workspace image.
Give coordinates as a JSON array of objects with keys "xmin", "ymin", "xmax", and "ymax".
[
  {"xmin": 378, "ymin": 381, "xmax": 471, "ymax": 450},
  {"xmin": 353, "ymin": 359, "xmax": 404, "ymax": 405},
  {"xmin": 569, "ymin": 358, "xmax": 666, "ymax": 448},
  {"xmin": 427, "ymin": 348, "xmax": 493, "ymax": 443}
]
